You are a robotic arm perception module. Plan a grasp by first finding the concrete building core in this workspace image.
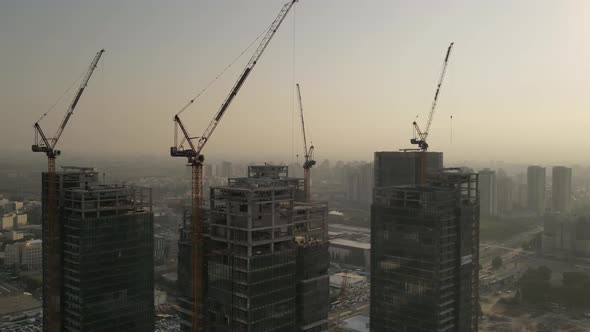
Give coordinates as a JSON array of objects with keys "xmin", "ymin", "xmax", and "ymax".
[
  {"xmin": 542, "ymin": 212, "xmax": 590, "ymax": 257},
  {"xmin": 370, "ymin": 168, "xmax": 479, "ymax": 332},
  {"xmin": 552, "ymin": 166, "xmax": 572, "ymax": 213},
  {"xmin": 374, "ymin": 151, "xmax": 443, "ymax": 187}
]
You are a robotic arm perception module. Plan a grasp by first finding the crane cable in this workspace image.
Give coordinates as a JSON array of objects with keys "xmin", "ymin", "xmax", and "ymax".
[
  {"xmin": 36, "ymin": 68, "xmax": 87, "ymax": 123},
  {"xmin": 176, "ymin": 21, "xmax": 274, "ymax": 116}
]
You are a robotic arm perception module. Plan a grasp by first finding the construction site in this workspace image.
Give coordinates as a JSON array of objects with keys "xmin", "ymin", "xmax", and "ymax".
[
  {"xmin": 176, "ymin": 165, "xmax": 329, "ymax": 331},
  {"xmin": 23, "ymin": 0, "xmax": 484, "ymax": 331}
]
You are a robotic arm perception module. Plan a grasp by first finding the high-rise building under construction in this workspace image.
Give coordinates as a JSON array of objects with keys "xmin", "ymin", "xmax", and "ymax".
[
  {"xmin": 370, "ymin": 168, "xmax": 480, "ymax": 332},
  {"xmin": 42, "ymin": 167, "xmax": 154, "ymax": 332},
  {"xmin": 177, "ymin": 165, "xmax": 329, "ymax": 331}
]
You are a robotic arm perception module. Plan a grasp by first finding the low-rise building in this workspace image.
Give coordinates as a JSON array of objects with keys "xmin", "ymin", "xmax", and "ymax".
[
  {"xmin": 1, "ymin": 214, "xmax": 14, "ymax": 230},
  {"xmin": 22, "ymin": 239, "xmax": 42, "ymax": 270},
  {"xmin": 543, "ymin": 213, "xmax": 590, "ymax": 257},
  {"xmin": 3, "ymin": 239, "xmax": 42, "ymax": 270},
  {"xmin": 3, "ymin": 230, "xmax": 24, "ymax": 241},
  {"xmin": 4, "ymin": 242, "xmax": 21, "ymax": 266}
]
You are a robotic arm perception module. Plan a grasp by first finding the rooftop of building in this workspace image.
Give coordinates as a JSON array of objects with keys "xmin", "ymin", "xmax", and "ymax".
[
  {"xmin": 66, "ymin": 183, "xmax": 147, "ymax": 193},
  {"xmin": 330, "ymin": 273, "xmax": 367, "ymax": 288},
  {"xmin": 338, "ymin": 314, "xmax": 370, "ymax": 332},
  {"xmin": 374, "ymin": 150, "xmax": 442, "ymax": 154},
  {"xmin": 212, "ymin": 165, "xmax": 304, "ymax": 191},
  {"xmin": 61, "ymin": 165, "xmax": 96, "ymax": 171}
]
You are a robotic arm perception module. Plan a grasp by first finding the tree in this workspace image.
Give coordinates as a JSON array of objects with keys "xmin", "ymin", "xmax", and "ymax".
[{"xmin": 492, "ymin": 256, "xmax": 503, "ymax": 269}]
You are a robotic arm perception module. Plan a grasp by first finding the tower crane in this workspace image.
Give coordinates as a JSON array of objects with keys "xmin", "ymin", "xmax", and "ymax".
[
  {"xmin": 169, "ymin": 2, "xmax": 299, "ymax": 331},
  {"xmin": 296, "ymin": 83, "xmax": 315, "ymax": 202},
  {"xmin": 410, "ymin": 42, "xmax": 454, "ymax": 151},
  {"xmin": 335, "ymin": 272, "xmax": 349, "ymax": 331},
  {"xmin": 32, "ymin": 49, "xmax": 105, "ymax": 332}
]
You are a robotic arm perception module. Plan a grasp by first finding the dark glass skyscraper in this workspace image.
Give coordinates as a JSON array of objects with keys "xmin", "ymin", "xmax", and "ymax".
[
  {"xmin": 370, "ymin": 168, "xmax": 480, "ymax": 332},
  {"xmin": 42, "ymin": 167, "xmax": 154, "ymax": 332}
]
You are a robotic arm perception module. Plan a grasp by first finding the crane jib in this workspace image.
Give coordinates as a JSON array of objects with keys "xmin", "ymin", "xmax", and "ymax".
[
  {"xmin": 69, "ymin": 87, "xmax": 86, "ymax": 113},
  {"xmin": 215, "ymin": 67, "xmax": 251, "ymax": 122}
]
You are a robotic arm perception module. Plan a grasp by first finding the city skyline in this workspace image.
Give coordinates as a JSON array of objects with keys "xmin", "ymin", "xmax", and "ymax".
[
  {"xmin": 2, "ymin": 1, "xmax": 590, "ymax": 331},
  {"xmin": 2, "ymin": 0, "xmax": 589, "ymax": 164}
]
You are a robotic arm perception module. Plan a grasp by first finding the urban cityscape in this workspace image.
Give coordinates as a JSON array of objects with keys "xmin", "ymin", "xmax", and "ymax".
[{"xmin": 2, "ymin": 1, "xmax": 590, "ymax": 332}]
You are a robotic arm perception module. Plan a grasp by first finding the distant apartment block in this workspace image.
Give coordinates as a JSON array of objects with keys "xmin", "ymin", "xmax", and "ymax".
[
  {"xmin": 552, "ymin": 166, "xmax": 572, "ymax": 213},
  {"xmin": 543, "ymin": 213, "xmax": 590, "ymax": 257},
  {"xmin": 527, "ymin": 166, "xmax": 546, "ymax": 215},
  {"xmin": 344, "ymin": 163, "xmax": 373, "ymax": 203},
  {"xmin": 496, "ymin": 173, "xmax": 513, "ymax": 215},
  {"xmin": 478, "ymin": 168, "xmax": 497, "ymax": 217}
]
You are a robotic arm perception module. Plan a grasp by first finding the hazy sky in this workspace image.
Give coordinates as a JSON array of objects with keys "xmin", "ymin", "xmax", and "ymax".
[{"xmin": 1, "ymin": 0, "xmax": 589, "ymax": 166}]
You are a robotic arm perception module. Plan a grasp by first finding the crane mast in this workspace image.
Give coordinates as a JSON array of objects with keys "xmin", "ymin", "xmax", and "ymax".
[
  {"xmin": 296, "ymin": 83, "xmax": 315, "ymax": 202},
  {"xmin": 169, "ymin": 2, "xmax": 299, "ymax": 331},
  {"xmin": 31, "ymin": 49, "xmax": 104, "ymax": 332},
  {"xmin": 410, "ymin": 42, "xmax": 454, "ymax": 151}
]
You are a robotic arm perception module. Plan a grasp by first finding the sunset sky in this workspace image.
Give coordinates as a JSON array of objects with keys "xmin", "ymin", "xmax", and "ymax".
[{"xmin": 1, "ymin": 0, "xmax": 589, "ymax": 165}]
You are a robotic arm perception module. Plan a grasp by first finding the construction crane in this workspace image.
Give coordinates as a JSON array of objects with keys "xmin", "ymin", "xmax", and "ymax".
[
  {"xmin": 410, "ymin": 42, "xmax": 454, "ymax": 151},
  {"xmin": 296, "ymin": 83, "xmax": 315, "ymax": 202},
  {"xmin": 31, "ymin": 49, "xmax": 105, "ymax": 332},
  {"xmin": 335, "ymin": 272, "xmax": 350, "ymax": 331},
  {"xmin": 170, "ymin": 2, "xmax": 299, "ymax": 331}
]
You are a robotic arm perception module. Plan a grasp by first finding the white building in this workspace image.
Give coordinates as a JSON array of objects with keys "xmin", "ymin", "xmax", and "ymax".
[
  {"xmin": 0, "ymin": 213, "xmax": 27, "ymax": 230},
  {"xmin": 22, "ymin": 239, "xmax": 42, "ymax": 270},
  {"xmin": 3, "ymin": 239, "xmax": 42, "ymax": 270},
  {"xmin": 154, "ymin": 289, "xmax": 167, "ymax": 306}
]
